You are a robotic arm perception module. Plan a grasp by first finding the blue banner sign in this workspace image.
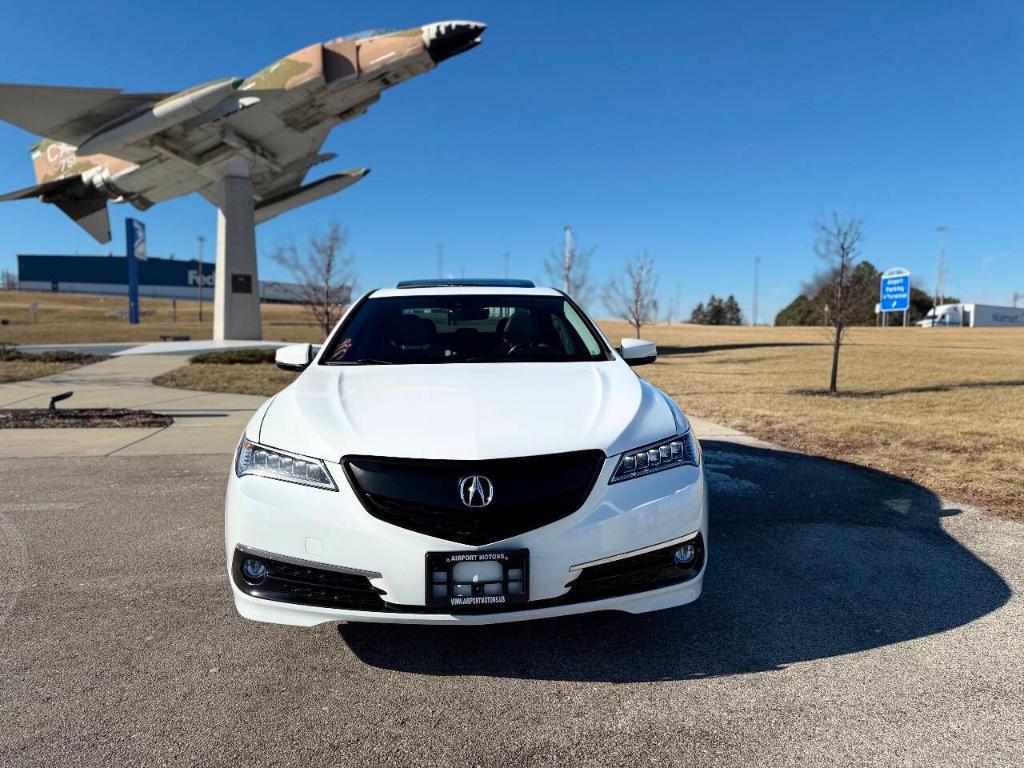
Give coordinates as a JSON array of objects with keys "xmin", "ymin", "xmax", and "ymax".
[
  {"xmin": 126, "ymin": 218, "xmax": 145, "ymax": 324},
  {"xmin": 880, "ymin": 267, "xmax": 910, "ymax": 312}
]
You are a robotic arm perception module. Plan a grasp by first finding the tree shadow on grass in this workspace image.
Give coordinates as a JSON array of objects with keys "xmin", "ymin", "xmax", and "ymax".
[
  {"xmin": 793, "ymin": 379, "xmax": 1024, "ymax": 398},
  {"xmin": 658, "ymin": 342, "xmax": 825, "ymax": 356},
  {"xmin": 339, "ymin": 441, "xmax": 1010, "ymax": 682}
]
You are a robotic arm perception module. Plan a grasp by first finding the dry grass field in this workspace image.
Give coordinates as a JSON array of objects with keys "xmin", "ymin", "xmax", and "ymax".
[
  {"xmin": 0, "ymin": 290, "xmax": 325, "ymax": 345},
  {"xmin": 154, "ymin": 358, "xmax": 298, "ymax": 396},
  {"xmin": 0, "ymin": 359, "xmax": 80, "ymax": 383},
  {"xmin": 600, "ymin": 321, "xmax": 1024, "ymax": 521},
  {"xmin": 3, "ymin": 290, "xmax": 1021, "ymax": 519}
]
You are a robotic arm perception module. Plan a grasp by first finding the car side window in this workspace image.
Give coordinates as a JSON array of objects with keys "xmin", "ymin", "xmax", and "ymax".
[
  {"xmin": 563, "ymin": 303, "xmax": 602, "ymax": 356},
  {"xmin": 549, "ymin": 314, "xmax": 578, "ymax": 355}
]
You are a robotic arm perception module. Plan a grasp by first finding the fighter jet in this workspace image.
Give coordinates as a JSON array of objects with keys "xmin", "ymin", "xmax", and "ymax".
[{"xmin": 0, "ymin": 21, "xmax": 485, "ymax": 243}]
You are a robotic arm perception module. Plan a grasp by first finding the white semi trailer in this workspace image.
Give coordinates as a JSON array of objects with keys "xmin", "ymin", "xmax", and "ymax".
[{"xmin": 917, "ymin": 303, "xmax": 1024, "ymax": 328}]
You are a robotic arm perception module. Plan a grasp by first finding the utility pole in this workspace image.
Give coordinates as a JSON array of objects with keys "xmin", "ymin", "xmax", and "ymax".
[
  {"xmin": 981, "ymin": 254, "xmax": 1002, "ymax": 303},
  {"xmin": 503, "ymin": 252, "xmax": 510, "ymax": 279},
  {"xmin": 1013, "ymin": 292, "xmax": 1023, "ymax": 308},
  {"xmin": 437, "ymin": 243, "xmax": 444, "ymax": 278},
  {"xmin": 934, "ymin": 226, "xmax": 949, "ymax": 309},
  {"xmin": 751, "ymin": 255, "xmax": 761, "ymax": 327},
  {"xmin": 562, "ymin": 225, "xmax": 574, "ymax": 294},
  {"xmin": 196, "ymin": 235, "xmax": 205, "ymax": 322}
]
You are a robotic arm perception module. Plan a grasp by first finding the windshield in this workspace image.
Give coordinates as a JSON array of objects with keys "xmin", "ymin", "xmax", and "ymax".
[{"xmin": 320, "ymin": 294, "xmax": 611, "ymax": 365}]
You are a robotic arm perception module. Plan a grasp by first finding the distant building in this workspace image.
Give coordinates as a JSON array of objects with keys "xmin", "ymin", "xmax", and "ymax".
[{"xmin": 16, "ymin": 253, "xmax": 310, "ymax": 304}]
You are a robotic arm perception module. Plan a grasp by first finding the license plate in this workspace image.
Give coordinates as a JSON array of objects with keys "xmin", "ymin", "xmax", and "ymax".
[{"xmin": 425, "ymin": 549, "xmax": 529, "ymax": 608}]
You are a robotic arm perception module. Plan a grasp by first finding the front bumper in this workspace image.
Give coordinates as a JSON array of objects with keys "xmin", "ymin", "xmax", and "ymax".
[{"xmin": 225, "ymin": 453, "xmax": 708, "ymax": 626}]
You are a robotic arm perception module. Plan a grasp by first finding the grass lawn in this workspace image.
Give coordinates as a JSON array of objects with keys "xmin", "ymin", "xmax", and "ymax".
[
  {"xmin": 0, "ymin": 347, "xmax": 104, "ymax": 383},
  {"xmin": 0, "ymin": 359, "xmax": 81, "ymax": 383},
  {"xmin": 0, "ymin": 290, "xmax": 324, "ymax": 345},
  {"xmin": 603, "ymin": 322, "xmax": 1024, "ymax": 522},
  {"xmin": 152, "ymin": 349, "xmax": 298, "ymax": 396}
]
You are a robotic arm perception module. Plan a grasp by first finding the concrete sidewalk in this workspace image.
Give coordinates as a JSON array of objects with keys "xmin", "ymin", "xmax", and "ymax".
[{"xmin": 0, "ymin": 355, "xmax": 266, "ymax": 458}]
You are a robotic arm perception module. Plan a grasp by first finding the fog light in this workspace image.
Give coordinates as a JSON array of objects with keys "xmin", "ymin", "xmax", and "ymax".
[
  {"xmin": 674, "ymin": 543, "xmax": 696, "ymax": 567},
  {"xmin": 241, "ymin": 558, "xmax": 268, "ymax": 583}
]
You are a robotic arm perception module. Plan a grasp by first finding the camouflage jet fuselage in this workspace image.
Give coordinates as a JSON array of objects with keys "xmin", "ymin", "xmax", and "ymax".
[{"xmin": 0, "ymin": 21, "xmax": 485, "ymax": 242}]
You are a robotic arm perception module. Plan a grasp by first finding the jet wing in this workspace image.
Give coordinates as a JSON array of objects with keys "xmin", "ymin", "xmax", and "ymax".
[{"xmin": 0, "ymin": 84, "xmax": 172, "ymax": 146}]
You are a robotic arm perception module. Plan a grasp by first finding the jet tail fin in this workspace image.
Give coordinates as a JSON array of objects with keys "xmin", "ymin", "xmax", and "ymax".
[{"xmin": 55, "ymin": 195, "xmax": 111, "ymax": 243}]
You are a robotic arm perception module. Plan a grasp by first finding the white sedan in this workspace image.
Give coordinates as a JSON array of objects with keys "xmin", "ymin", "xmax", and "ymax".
[{"xmin": 226, "ymin": 279, "xmax": 707, "ymax": 625}]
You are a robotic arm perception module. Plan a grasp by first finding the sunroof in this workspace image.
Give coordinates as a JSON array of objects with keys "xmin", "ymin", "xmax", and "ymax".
[{"xmin": 395, "ymin": 279, "xmax": 536, "ymax": 289}]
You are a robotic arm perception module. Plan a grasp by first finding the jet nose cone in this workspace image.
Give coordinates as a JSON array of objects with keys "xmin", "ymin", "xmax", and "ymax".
[{"xmin": 423, "ymin": 20, "xmax": 486, "ymax": 63}]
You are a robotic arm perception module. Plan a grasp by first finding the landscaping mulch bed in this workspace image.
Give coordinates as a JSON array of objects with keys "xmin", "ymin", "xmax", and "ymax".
[{"xmin": 0, "ymin": 409, "xmax": 173, "ymax": 429}]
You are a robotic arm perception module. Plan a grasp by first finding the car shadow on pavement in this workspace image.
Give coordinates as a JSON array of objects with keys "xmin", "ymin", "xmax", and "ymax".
[{"xmin": 339, "ymin": 440, "xmax": 1011, "ymax": 682}]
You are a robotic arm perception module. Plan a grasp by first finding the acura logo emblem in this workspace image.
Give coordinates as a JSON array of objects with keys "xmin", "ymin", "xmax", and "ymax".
[{"xmin": 459, "ymin": 475, "xmax": 494, "ymax": 508}]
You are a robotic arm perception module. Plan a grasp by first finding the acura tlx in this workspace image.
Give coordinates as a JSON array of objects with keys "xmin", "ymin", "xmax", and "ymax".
[{"xmin": 226, "ymin": 279, "xmax": 707, "ymax": 625}]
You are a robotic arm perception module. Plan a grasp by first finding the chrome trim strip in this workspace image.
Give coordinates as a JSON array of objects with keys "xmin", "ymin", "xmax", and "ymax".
[
  {"xmin": 236, "ymin": 544, "xmax": 383, "ymax": 580},
  {"xmin": 567, "ymin": 531, "xmax": 699, "ymax": 572}
]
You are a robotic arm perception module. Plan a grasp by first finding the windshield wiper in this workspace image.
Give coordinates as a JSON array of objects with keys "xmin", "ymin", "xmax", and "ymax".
[{"xmin": 339, "ymin": 358, "xmax": 395, "ymax": 365}]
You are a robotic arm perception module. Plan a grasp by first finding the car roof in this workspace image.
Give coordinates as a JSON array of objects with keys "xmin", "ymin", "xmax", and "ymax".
[
  {"xmin": 371, "ymin": 285, "xmax": 562, "ymax": 299},
  {"xmin": 395, "ymin": 278, "xmax": 535, "ymax": 289}
]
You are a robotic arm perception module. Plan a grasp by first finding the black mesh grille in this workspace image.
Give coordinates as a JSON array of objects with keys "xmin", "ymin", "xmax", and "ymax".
[{"xmin": 342, "ymin": 451, "xmax": 605, "ymax": 545}]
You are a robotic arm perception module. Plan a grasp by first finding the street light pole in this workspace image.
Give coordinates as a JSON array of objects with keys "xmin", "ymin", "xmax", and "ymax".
[
  {"xmin": 751, "ymin": 255, "xmax": 761, "ymax": 326},
  {"xmin": 934, "ymin": 226, "xmax": 949, "ymax": 309},
  {"xmin": 981, "ymin": 254, "xmax": 1001, "ymax": 303}
]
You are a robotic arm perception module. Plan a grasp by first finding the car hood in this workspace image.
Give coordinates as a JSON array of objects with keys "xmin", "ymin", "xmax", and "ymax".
[{"xmin": 257, "ymin": 361, "xmax": 679, "ymax": 461}]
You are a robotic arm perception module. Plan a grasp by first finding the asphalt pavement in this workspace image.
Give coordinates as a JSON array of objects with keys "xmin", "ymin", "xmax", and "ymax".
[{"xmin": 0, "ymin": 443, "xmax": 1021, "ymax": 767}]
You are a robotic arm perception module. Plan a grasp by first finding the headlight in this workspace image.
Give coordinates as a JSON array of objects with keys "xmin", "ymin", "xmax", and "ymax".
[
  {"xmin": 609, "ymin": 431, "xmax": 699, "ymax": 483},
  {"xmin": 235, "ymin": 437, "xmax": 337, "ymax": 491}
]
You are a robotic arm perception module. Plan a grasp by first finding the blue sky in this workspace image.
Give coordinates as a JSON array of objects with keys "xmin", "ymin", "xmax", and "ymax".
[{"xmin": 1, "ymin": 0, "xmax": 1022, "ymax": 321}]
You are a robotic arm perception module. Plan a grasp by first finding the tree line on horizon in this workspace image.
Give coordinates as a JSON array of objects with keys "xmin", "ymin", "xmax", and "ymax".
[
  {"xmin": 774, "ymin": 260, "xmax": 958, "ymax": 327},
  {"xmin": 689, "ymin": 294, "xmax": 744, "ymax": 325}
]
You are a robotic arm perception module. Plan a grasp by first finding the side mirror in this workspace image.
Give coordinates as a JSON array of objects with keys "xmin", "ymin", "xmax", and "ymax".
[
  {"xmin": 275, "ymin": 343, "xmax": 314, "ymax": 371},
  {"xmin": 620, "ymin": 337, "xmax": 657, "ymax": 366}
]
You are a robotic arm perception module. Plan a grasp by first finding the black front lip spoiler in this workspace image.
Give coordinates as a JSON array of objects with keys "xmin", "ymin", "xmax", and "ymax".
[{"xmin": 231, "ymin": 533, "xmax": 704, "ymax": 616}]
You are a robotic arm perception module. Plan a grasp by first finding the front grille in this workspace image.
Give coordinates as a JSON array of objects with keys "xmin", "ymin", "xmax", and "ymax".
[
  {"xmin": 342, "ymin": 451, "xmax": 605, "ymax": 545},
  {"xmin": 231, "ymin": 549, "xmax": 386, "ymax": 610}
]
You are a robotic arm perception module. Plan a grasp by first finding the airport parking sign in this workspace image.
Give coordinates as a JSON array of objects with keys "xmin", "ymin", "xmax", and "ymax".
[{"xmin": 880, "ymin": 268, "xmax": 910, "ymax": 312}]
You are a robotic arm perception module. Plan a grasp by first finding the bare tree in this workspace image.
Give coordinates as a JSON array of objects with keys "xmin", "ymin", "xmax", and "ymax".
[
  {"xmin": 603, "ymin": 250, "xmax": 658, "ymax": 338},
  {"xmin": 814, "ymin": 212, "xmax": 864, "ymax": 393},
  {"xmin": 545, "ymin": 225, "xmax": 596, "ymax": 307},
  {"xmin": 272, "ymin": 222, "xmax": 356, "ymax": 336}
]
